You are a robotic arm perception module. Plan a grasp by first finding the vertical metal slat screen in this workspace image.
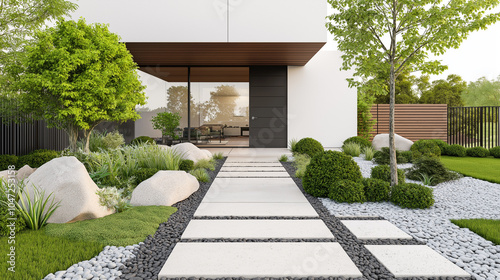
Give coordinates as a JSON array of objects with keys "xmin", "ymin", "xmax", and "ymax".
[{"xmin": 448, "ymin": 106, "xmax": 500, "ymax": 149}]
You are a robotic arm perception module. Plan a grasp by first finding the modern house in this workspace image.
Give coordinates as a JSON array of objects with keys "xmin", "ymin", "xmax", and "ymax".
[{"xmin": 68, "ymin": 0, "xmax": 356, "ymax": 148}]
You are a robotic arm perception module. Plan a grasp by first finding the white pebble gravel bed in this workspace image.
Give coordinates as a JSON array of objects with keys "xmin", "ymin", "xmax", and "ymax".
[
  {"xmin": 43, "ymin": 244, "xmax": 141, "ymax": 280},
  {"xmin": 321, "ymin": 156, "xmax": 500, "ymax": 280}
]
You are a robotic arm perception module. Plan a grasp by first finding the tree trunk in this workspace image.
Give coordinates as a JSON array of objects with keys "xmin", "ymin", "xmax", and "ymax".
[
  {"xmin": 389, "ymin": 62, "xmax": 398, "ymax": 186},
  {"xmin": 67, "ymin": 125, "xmax": 79, "ymax": 152},
  {"xmin": 83, "ymin": 130, "xmax": 92, "ymax": 154}
]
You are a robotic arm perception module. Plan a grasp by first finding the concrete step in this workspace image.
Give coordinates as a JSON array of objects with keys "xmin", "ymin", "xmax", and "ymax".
[
  {"xmin": 223, "ymin": 162, "xmax": 283, "ymax": 167},
  {"xmin": 220, "ymin": 166, "xmax": 287, "ymax": 172},
  {"xmin": 217, "ymin": 171, "xmax": 290, "ymax": 178},
  {"xmin": 194, "ymin": 202, "xmax": 319, "ymax": 217},
  {"xmin": 341, "ymin": 220, "xmax": 412, "ymax": 240}
]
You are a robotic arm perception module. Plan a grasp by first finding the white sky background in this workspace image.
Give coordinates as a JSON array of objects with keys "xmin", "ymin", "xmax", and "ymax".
[{"xmin": 324, "ymin": 5, "xmax": 500, "ymax": 83}]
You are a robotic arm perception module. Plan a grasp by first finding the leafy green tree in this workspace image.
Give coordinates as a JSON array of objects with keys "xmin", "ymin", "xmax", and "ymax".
[
  {"xmin": 357, "ymin": 83, "xmax": 376, "ymax": 139},
  {"xmin": 17, "ymin": 19, "xmax": 146, "ymax": 153},
  {"xmin": 327, "ymin": 0, "xmax": 499, "ymax": 185},
  {"xmin": 419, "ymin": 74, "xmax": 466, "ymax": 107},
  {"xmin": 462, "ymin": 76, "xmax": 500, "ymax": 106},
  {"xmin": 152, "ymin": 112, "xmax": 181, "ymax": 139},
  {"xmin": 374, "ymin": 71, "xmax": 419, "ymax": 104}
]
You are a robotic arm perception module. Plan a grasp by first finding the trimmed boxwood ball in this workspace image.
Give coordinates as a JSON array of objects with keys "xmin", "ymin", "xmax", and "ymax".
[
  {"xmin": 302, "ymin": 151, "xmax": 362, "ymax": 197},
  {"xmin": 445, "ymin": 144, "xmax": 466, "ymax": 157},
  {"xmin": 179, "ymin": 159, "xmax": 194, "ymax": 171},
  {"xmin": 134, "ymin": 168, "xmax": 159, "ymax": 185},
  {"xmin": 400, "ymin": 151, "xmax": 413, "ymax": 163},
  {"xmin": 490, "ymin": 146, "xmax": 500, "ymax": 158},
  {"xmin": 342, "ymin": 136, "xmax": 372, "ymax": 150},
  {"xmin": 328, "ymin": 180, "xmax": 366, "ymax": 203},
  {"xmin": 428, "ymin": 139, "xmax": 449, "ymax": 155},
  {"xmin": 466, "ymin": 146, "xmax": 490, "ymax": 158},
  {"xmin": 0, "ymin": 155, "xmax": 18, "ymax": 171},
  {"xmin": 391, "ymin": 183, "xmax": 435, "ymax": 209},
  {"xmin": 410, "ymin": 140, "xmax": 441, "ymax": 161},
  {"xmin": 17, "ymin": 150, "xmax": 59, "ymax": 168},
  {"xmin": 361, "ymin": 178, "xmax": 390, "ymax": 202},
  {"xmin": 294, "ymin": 137, "xmax": 324, "ymax": 158},
  {"xmin": 131, "ymin": 136, "xmax": 156, "ymax": 146},
  {"xmin": 370, "ymin": 165, "xmax": 405, "ymax": 185},
  {"xmin": 406, "ymin": 157, "xmax": 461, "ymax": 186}
]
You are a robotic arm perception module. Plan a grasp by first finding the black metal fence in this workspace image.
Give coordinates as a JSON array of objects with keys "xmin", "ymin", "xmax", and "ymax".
[{"xmin": 448, "ymin": 106, "xmax": 500, "ymax": 149}]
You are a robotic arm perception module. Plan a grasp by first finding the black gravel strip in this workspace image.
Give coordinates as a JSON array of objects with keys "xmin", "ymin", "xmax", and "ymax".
[
  {"xmin": 281, "ymin": 162, "xmax": 472, "ymax": 280},
  {"xmin": 179, "ymin": 238, "xmax": 336, "ymax": 243},
  {"xmin": 192, "ymin": 216, "xmax": 321, "ymax": 220},
  {"xmin": 335, "ymin": 217, "xmax": 384, "ymax": 220},
  {"xmin": 360, "ymin": 239, "xmax": 424, "ymax": 245}
]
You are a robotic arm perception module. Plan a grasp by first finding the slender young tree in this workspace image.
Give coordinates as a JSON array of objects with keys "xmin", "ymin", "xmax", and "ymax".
[{"xmin": 327, "ymin": 0, "xmax": 500, "ymax": 185}]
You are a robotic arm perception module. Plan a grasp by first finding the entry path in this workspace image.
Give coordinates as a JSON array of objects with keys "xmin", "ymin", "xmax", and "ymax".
[{"xmin": 158, "ymin": 148, "xmax": 469, "ymax": 279}]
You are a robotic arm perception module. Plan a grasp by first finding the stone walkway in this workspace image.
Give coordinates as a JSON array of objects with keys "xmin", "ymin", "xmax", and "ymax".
[{"xmin": 157, "ymin": 149, "xmax": 470, "ymax": 279}]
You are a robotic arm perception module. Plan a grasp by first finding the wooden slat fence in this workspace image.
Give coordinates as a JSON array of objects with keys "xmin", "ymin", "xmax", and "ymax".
[{"xmin": 369, "ymin": 104, "xmax": 448, "ymax": 142}]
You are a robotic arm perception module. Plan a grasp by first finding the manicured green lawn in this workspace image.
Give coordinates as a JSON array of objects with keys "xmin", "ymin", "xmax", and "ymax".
[
  {"xmin": 0, "ymin": 206, "xmax": 176, "ymax": 280},
  {"xmin": 451, "ymin": 219, "xmax": 500, "ymax": 245},
  {"xmin": 441, "ymin": 156, "xmax": 500, "ymax": 184}
]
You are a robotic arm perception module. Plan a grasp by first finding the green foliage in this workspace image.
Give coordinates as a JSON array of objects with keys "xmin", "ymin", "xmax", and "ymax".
[
  {"xmin": 441, "ymin": 156, "xmax": 500, "ymax": 184},
  {"xmin": 407, "ymin": 157, "xmax": 461, "ymax": 186},
  {"xmin": 190, "ymin": 168, "xmax": 210, "ymax": 183},
  {"xmin": 292, "ymin": 153, "xmax": 311, "ymax": 178},
  {"xmin": 279, "ymin": 155, "xmax": 289, "ymax": 162},
  {"xmin": 466, "ymin": 147, "xmax": 490, "ymax": 158},
  {"xmin": 391, "ymin": 183, "xmax": 435, "ymax": 209},
  {"xmin": 374, "ymin": 71, "xmax": 420, "ymax": 104},
  {"xmin": 17, "ymin": 150, "xmax": 59, "ymax": 168},
  {"xmin": 289, "ymin": 138, "xmax": 299, "ymax": 153},
  {"xmin": 151, "ymin": 112, "xmax": 182, "ymax": 139},
  {"xmin": 17, "ymin": 19, "xmax": 146, "ymax": 152},
  {"xmin": 342, "ymin": 142, "xmax": 361, "ymax": 157},
  {"xmin": 419, "ymin": 173, "xmax": 435, "ymax": 186},
  {"xmin": 419, "ymin": 75, "xmax": 466, "ymax": 107},
  {"xmin": 329, "ymin": 180, "xmax": 366, "ymax": 203},
  {"xmin": 426, "ymin": 139, "xmax": 449, "ymax": 155},
  {"xmin": 410, "ymin": 140, "xmax": 441, "ymax": 161},
  {"xmin": 445, "ymin": 144, "xmax": 467, "ymax": 157},
  {"xmin": 400, "ymin": 151, "xmax": 413, "ymax": 163},
  {"xmin": 303, "ymin": 151, "xmax": 362, "ymax": 197},
  {"xmin": 213, "ymin": 152, "xmax": 224, "ymax": 160},
  {"xmin": 133, "ymin": 168, "xmax": 159, "ymax": 185},
  {"xmin": 82, "ymin": 130, "xmax": 125, "ymax": 152},
  {"xmin": 361, "ymin": 178, "xmax": 390, "ymax": 202},
  {"xmin": 0, "ymin": 179, "xmax": 27, "ymax": 236},
  {"xmin": 294, "ymin": 138, "xmax": 324, "ymax": 158},
  {"xmin": 451, "ymin": 219, "xmax": 500, "ymax": 246},
  {"xmin": 194, "ymin": 159, "xmax": 215, "ymax": 171},
  {"xmin": 356, "ymin": 88, "xmax": 377, "ymax": 138},
  {"xmin": 363, "ymin": 146, "xmax": 375, "ymax": 161},
  {"xmin": 16, "ymin": 186, "xmax": 60, "ymax": 230},
  {"xmin": 374, "ymin": 147, "xmax": 409, "ymax": 165},
  {"xmin": 0, "ymin": 154, "xmax": 18, "ymax": 170},
  {"xmin": 490, "ymin": 146, "xmax": 500, "ymax": 158},
  {"xmin": 179, "ymin": 160, "xmax": 195, "ymax": 171},
  {"xmin": 342, "ymin": 136, "xmax": 372, "ymax": 149},
  {"xmin": 95, "ymin": 187, "xmax": 131, "ymax": 213},
  {"xmin": 462, "ymin": 76, "xmax": 500, "ymax": 106},
  {"xmin": 131, "ymin": 136, "xmax": 156, "ymax": 146},
  {"xmin": 0, "ymin": 206, "xmax": 26, "ymax": 236},
  {"xmin": 371, "ymin": 165, "xmax": 405, "ymax": 185}
]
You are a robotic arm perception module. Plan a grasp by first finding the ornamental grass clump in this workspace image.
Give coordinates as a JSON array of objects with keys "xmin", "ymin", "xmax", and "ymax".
[
  {"xmin": 279, "ymin": 155, "xmax": 289, "ymax": 162},
  {"xmin": 213, "ymin": 152, "xmax": 224, "ymax": 160},
  {"xmin": 328, "ymin": 180, "xmax": 366, "ymax": 203},
  {"xmin": 16, "ymin": 186, "xmax": 61, "ymax": 230},
  {"xmin": 390, "ymin": 183, "xmax": 434, "ymax": 209},
  {"xmin": 363, "ymin": 146, "xmax": 375, "ymax": 161},
  {"xmin": 130, "ymin": 136, "xmax": 156, "ymax": 146},
  {"xmin": 294, "ymin": 138, "xmax": 324, "ymax": 158},
  {"xmin": 342, "ymin": 136, "xmax": 372, "ymax": 150},
  {"xmin": 289, "ymin": 138, "xmax": 299, "ymax": 153},
  {"xmin": 194, "ymin": 159, "xmax": 215, "ymax": 171},
  {"xmin": 190, "ymin": 168, "xmax": 210, "ymax": 183},
  {"xmin": 292, "ymin": 153, "xmax": 311, "ymax": 178},
  {"xmin": 342, "ymin": 142, "xmax": 361, "ymax": 157}
]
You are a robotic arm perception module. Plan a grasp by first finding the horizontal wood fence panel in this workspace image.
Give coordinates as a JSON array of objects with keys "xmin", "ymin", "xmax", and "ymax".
[{"xmin": 369, "ymin": 104, "xmax": 448, "ymax": 142}]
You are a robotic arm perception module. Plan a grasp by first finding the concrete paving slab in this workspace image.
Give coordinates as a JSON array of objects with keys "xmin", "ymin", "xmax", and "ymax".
[
  {"xmin": 181, "ymin": 220, "xmax": 334, "ymax": 239},
  {"xmin": 158, "ymin": 242, "xmax": 362, "ymax": 278},
  {"xmin": 218, "ymin": 171, "xmax": 290, "ymax": 178},
  {"xmin": 194, "ymin": 202, "xmax": 319, "ymax": 217},
  {"xmin": 225, "ymin": 157, "xmax": 282, "ymax": 163},
  {"xmin": 365, "ymin": 245, "xmax": 470, "ymax": 277},
  {"xmin": 220, "ymin": 166, "xmax": 287, "ymax": 172},
  {"xmin": 223, "ymin": 162, "xmax": 283, "ymax": 167},
  {"xmin": 341, "ymin": 220, "xmax": 412, "ymax": 240},
  {"xmin": 201, "ymin": 178, "xmax": 308, "ymax": 203}
]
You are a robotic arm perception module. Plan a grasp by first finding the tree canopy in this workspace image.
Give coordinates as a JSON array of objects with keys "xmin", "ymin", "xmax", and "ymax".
[
  {"xmin": 17, "ymin": 19, "xmax": 146, "ymax": 152},
  {"xmin": 419, "ymin": 74, "xmax": 466, "ymax": 107},
  {"xmin": 462, "ymin": 76, "xmax": 500, "ymax": 106}
]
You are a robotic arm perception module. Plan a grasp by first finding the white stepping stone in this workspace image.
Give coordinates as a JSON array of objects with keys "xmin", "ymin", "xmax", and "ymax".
[
  {"xmin": 194, "ymin": 202, "xmax": 319, "ymax": 217},
  {"xmin": 225, "ymin": 157, "xmax": 280, "ymax": 163},
  {"xmin": 220, "ymin": 166, "xmax": 287, "ymax": 172},
  {"xmin": 223, "ymin": 162, "xmax": 283, "ymax": 167},
  {"xmin": 218, "ymin": 171, "xmax": 289, "ymax": 178},
  {"xmin": 201, "ymin": 178, "xmax": 308, "ymax": 203},
  {"xmin": 158, "ymin": 242, "xmax": 362, "ymax": 278},
  {"xmin": 181, "ymin": 220, "xmax": 334, "ymax": 239},
  {"xmin": 341, "ymin": 220, "xmax": 412, "ymax": 240},
  {"xmin": 365, "ymin": 245, "xmax": 470, "ymax": 277}
]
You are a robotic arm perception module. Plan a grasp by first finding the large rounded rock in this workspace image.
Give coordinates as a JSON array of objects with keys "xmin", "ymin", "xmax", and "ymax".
[
  {"xmin": 130, "ymin": 171, "xmax": 199, "ymax": 206},
  {"xmin": 372, "ymin": 133, "xmax": 414, "ymax": 151},
  {"xmin": 17, "ymin": 165, "xmax": 36, "ymax": 180},
  {"xmin": 23, "ymin": 156, "xmax": 113, "ymax": 223},
  {"xmin": 170, "ymin": 143, "xmax": 212, "ymax": 163}
]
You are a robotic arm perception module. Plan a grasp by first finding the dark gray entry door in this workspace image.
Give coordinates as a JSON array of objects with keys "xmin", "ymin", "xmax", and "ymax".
[{"xmin": 249, "ymin": 66, "xmax": 287, "ymax": 148}]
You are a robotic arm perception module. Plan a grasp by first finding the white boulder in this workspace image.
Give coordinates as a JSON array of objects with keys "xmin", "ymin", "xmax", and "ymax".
[
  {"xmin": 130, "ymin": 171, "xmax": 199, "ymax": 207},
  {"xmin": 23, "ymin": 156, "xmax": 113, "ymax": 223},
  {"xmin": 16, "ymin": 165, "xmax": 36, "ymax": 180},
  {"xmin": 372, "ymin": 133, "xmax": 414, "ymax": 151},
  {"xmin": 171, "ymin": 143, "xmax": 212, "ymax": 163}
]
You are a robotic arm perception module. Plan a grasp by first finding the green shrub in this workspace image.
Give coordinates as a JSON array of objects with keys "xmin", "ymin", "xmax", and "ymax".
[
  {"xmin": 407, "ymin": 157, "xmax": 461, "ymax": 185},
  {"xmin": 428, "ymin": 139, "xmax": 449, "ymax": 155},
  {"xmin": 179, "ymin": 160, "xmax": 194, "ymax": 171},
  {"xmin": 370, "ymin": 165, "xmax": 405, "ymax": 185},
  {"xmin": 133, "ymin": 168, "xmax": 159, "ymax": 184},
  {"xmin": 130, "ymin": 136, "xmax": 156, "ymax": 146},
  {"xmin": 342, "ymin": 142, "xmax": 361, "ymax": 157},
  {"xmin": 194, "ymin": 159, "xmax": 215, "ymax": 171},
  {"xmin": 400, "ymin": 151, "xmax": 413, "ymax": 163},
  {"xmin": 466, "ymin": 147, "xmax": 490, "ymax": 158},
  {"xmin": 490, "ymin": 146, "xmax": 500, "ymax": 158},
  {"xmin": 329, "ymin": 180, "xmax": 366, "ymax": 203},
  {"xmin": 95, "ymin": 187, "xmax": 131, "ymax": 213},
  {"xmin": 190, "ymin": 168, "xmax": 210, "ymax": 183},
  {"xmin": 391, "ymin": 183, "xmax": 434, "ymax": 209},
  {"xmin": 445, "ymin": 144, "xmax": 467, "ymax": 157},
  {"xmin": 16, "ymin": 186, "xmax": 60, "ymax": 230},
  {"xmin": 303, "ymin": 151, "xmax": 362, "ymax": 197},
  {"xmin": 17, "ymin": 150, "xmax": 59, "ymax": 168},
  {"xmin": 294, "ymin": 138, "xmax": 324, "ymax": 158},
  {"xmin": 342, "ymin": 136, "xmax": 372, "ymax": 150},
  {"xmin": 374, "ymin": 147, "xmax": 408, "ymax": 165},
  {"xmin": 0, "ymin": 155, "xmax": 18, "ymax": 170},
  {"xmin": 279, "ymin": 155, "xmax": 289, "ymax": 162},
  {"xmin": 289, "ymin": 138, "xmax": 299, "ymax": 153},
  {"xmin": 361, "ymin": 178, "xmax": 390, "ymax": 202},
  {"xmin": 0, "ymin": 206, "xmax": 26, "ymax": 236},
  {"xmin": 293, "ymin": 153, "xmax": 311, "ymax": 178},
  {"xmin": 213, "ymin": 152, "xmax": 224, "ymax": 160},
  {"xmin": 363, "ymin": 146, "xmax": 375, "ymax": 161},
  {"xmin": 83, "ymin": 131, "xmax": 125, "ymax": 152},
  {"xmin": 410, "ymin": 140, "xmax": 441, "ymax": 161}
]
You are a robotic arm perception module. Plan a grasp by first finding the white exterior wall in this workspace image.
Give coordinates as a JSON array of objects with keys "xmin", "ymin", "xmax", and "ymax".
[{"xmin": 288, "ymin": 51, "xmax": 357, "ymax": 148}]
